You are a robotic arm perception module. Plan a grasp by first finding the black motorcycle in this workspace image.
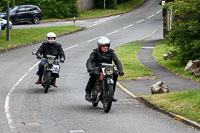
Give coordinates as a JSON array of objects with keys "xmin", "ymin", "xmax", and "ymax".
[
  {"xmin": 33, "ymin": 52, "xmax": 61, "ymax": 93},
  {"xmin": 91, "ymin": 63, "xmax": 116, "ymax": 113},
  {"xmin": 41, "ymin": 55, "xmax": 60, "ymax": 93}
]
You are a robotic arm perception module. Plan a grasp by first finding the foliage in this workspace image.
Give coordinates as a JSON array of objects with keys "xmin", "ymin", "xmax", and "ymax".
[
  {"xmin": 165, "ymin": 0, "xmax": 200, "ymax": 64},
  {"xmin": 153, "ymin": 41, "xmax": 200, "ymax": 81},
  {"xmin": 0, "ymin": 0, "xmax": 79, "ymax": 19},
  {"xmin": 95, "ymin": 0, "xmax": 118, "ymax": 9}
]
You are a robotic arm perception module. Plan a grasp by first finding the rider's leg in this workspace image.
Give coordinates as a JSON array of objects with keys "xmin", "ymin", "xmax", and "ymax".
[
  {"xmin": 112, "ymin": 71, "xmax": 118, "ymax": 102},
  {"xmin": 35, "ymin": 60, "xmax": 46, "ymax": 84},
  {"xmin": 85, "ymin": 70, "xmax": 99, "ymax": 101}
]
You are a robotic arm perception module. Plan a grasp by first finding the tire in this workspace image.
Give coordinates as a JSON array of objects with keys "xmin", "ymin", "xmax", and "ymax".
[
  {"xmin": 103, "ymin": 84, "xmax": 113, "ymax": 113},
  {"xmin": 44, "ymin": 71, "xmax": 51, "ymax": 93},
  {"xmin": 32, "ymin": 17, "xmax": 40, "ymax": 24},
  {"xmin": 3, "ymin": 25, "xmax": 7, "ymax": 30}
]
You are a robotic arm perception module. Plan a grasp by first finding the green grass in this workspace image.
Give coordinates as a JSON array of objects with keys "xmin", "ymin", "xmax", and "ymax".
[
  {"xmin": 153, "ymin": 41, "xmax": 200, "ymax": 81},
  {"xmin": 145, "ymin": 90, "xmax": 200, "ymax": 123},
  {"xmin": 0, "ymin": 26, "xmax": 82, "ymax": 50},
  {"xmin": 80, "ymin": 0, "xmax": 144, "ymax": 18},
  {"xmin": 115, "ymin": 43, "xmax": 153, "ymax": 80}
]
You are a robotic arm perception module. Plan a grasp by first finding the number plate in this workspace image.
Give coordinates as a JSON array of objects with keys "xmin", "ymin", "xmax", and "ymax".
[{"xmin": 51, "ymin": 65, "xmax": 60, "ymax": 74}]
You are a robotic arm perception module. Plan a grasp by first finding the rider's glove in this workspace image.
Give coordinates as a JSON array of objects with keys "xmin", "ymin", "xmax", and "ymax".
[
  {"xmin": 119, "ymin": 71, "xmax": 124, "ymax": 76},
  {"xmin": 60, "ymin": 58, "xmax": 65, "ymax": 63},
  {"xmin": 36, "ymin": 54, "xmax": 42, "ymax": 59},
  {"xmin": 87, "ymin": 68, "xmax": 94, "ymax": 73}
]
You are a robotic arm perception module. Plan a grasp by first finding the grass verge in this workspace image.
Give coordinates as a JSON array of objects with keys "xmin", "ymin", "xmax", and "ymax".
[
  {"xmin": 152, "ymin": 40, "xmax": 200, "ymax": 82},
  {"xmin": 145, "ymin": 40, "xmax": 200, "ymax": 123},
  {"xmin": 144, "ymin": 90, "xmax": 200, "ymax": 123},
  {"xmin": 0, "ymin": 26, "xmax": 82, "ymax": 50},
  {"xmin": 115, "ymin": 42, "xmax": 152, "ymax": 80}
]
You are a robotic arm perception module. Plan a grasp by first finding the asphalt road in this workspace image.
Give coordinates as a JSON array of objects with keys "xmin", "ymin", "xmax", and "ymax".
[{"xmin": 0, "ymin": 0, "xmax": 199, "ymax": 133}]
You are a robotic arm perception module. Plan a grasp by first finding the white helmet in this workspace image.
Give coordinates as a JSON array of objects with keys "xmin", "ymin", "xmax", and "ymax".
[
  {"xmin": 97, "ymin": 36, "xmax": 110, "ymax": 47},
  {"xmin": 46, "ymin": 32, "xmax": 57, "ymax": 44}
]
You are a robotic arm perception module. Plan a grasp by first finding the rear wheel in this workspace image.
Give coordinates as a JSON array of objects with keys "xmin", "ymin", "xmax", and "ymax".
[
  {"xmin": 44, "ymin": 71, "xmax": 51, "ymax": 93},
  {"xmin": 32, "ymin": 17, "xmax": 40, "ymax": 24},
  {"xmin": 103, "ymin": 85, "xmax": 113, "ymax": 113}
]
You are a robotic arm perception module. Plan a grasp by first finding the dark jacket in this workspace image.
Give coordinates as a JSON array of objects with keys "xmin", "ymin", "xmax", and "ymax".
[
  {"xmin": 86, "ymin": 48, "xmax": 123, "ymax": 72},
  {"xmin": 36, "ymin": 42, "xmax": 65, "ymax": 60}
]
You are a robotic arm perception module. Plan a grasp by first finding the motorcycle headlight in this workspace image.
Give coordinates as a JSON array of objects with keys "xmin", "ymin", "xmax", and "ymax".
[
  {"xmin": 105, "ymin": 66, "xmax": 114, "ymax": 75},
  {"xmin": 48, "ymin": 58, "xmax": 54, "ymax": 64}
]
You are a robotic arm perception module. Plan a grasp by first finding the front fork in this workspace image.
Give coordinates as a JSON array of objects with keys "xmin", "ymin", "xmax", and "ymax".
[{"xmin": 103, "ymin": 77, "xmax": 114, "ymax": 98}]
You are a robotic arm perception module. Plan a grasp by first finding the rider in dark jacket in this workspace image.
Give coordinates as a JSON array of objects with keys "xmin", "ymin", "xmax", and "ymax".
[
  {"xmin": 85, "ymin": 36, "xmax": 124, "ymax": 101},
  {"xmin": 35, "ymin": 32, "xmax": 65, "ymax": 87}
]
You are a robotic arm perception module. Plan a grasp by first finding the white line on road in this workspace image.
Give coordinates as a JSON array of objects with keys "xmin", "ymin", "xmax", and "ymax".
[
  {"xmin": 5, "ymin": 45, "xmax": 78, "ymax": 132},
  {"xmin": 107, "ymin": 30, "xmax": 120, "ymax": 36},
  {"xmin": 147, "ymin": 14, "xmax": 154, "ymax": 19},
  {"xmin": 156, "ymin": 10, "xmax": 162, "ymax": 14},
  {"xmin": 136, "ymin": 19, "xmax": 144, "ymax": 24},
  {"xmin": 123, "ymin": 24, "xmax": 134, "ymax": 30},
  {"xmin": 87, "ymin": 37, "xmax": 101, "ymax": 42},
  {"xmin": 139, "ymin": 30, "xmax": 156, "ymax": 40},
  {"xmin": 87, "ymin": 15, "xmax": 120, "ymax": 28}
]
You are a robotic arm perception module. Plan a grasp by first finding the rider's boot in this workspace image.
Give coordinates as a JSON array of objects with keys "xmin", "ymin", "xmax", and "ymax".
[
  {"xmin": 112, "ymin": 97, "xmax": 118, "ymax": 102},
  {"xmin": 51, "ymin": 78, "xmax": 58, "ymax": 87},
  {"xmin": 35, "ymin": 78, "xmax": 41, "ymax": 84},
  {"xmin": 85, "ymin": 92, "xmax": 91, "ymax": 101}
]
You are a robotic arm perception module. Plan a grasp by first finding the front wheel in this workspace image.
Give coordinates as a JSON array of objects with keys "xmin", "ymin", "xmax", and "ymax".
[
  {"xmin": 103, "ymin": 84, "xmax": 113, "ymax": 113},
  {"xmin": 44, "ymin": 71, "xmax": 51, "ymax": 93}
]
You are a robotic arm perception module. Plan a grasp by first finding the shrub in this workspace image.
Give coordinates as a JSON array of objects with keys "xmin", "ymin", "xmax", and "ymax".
[
  {"xmin": 165, "ymin": 0, "xmax": 200, "ymax": 64},
  {"xmin": 95, "ymin": 0, "xmax": 117, "ymax": 9}
]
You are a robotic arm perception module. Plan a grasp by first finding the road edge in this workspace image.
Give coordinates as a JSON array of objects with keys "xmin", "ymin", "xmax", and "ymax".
[{"xmin": 117, "ymin": 81, "xmax": 200, "ymax": 130}]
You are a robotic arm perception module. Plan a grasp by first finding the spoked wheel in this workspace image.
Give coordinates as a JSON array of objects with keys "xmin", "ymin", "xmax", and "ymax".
[
  {"xmin": 103, "ymin": 85, "xmax": 113, "ymax": 113},
  {"xmin": 44, "ymin": 71, "xmax": 51, "ymax": 93}
]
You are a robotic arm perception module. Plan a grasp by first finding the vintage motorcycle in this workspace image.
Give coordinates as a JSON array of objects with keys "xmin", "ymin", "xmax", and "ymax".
[
  {"xmin": 33, "ymin": 52, "xmax": 61, "ymax": 93},
  {"xmin": 91, "ymin": 63, "xmax": 116, "ymax": 113}
]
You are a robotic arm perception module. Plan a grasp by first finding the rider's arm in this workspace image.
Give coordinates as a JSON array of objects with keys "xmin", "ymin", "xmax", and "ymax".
[
  {"xmin": 111, "ymin": 49, "xmax": 123, "ymax": 73},
  {"xmin": 58, "ymin": 45, "xmax": 65, "ymax": 60},
  {"xmin": 86, "ymin": 49, "xmax": 96, "ymax": 72},
  {"xmin": 36, "ymin": 43, "xmax": 45, "ymax": 58}
]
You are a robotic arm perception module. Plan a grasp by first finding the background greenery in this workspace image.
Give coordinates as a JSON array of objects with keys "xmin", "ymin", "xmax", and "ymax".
[
  {"xmin": 0, "ymin": 0, "xmax": 131, "ymax": 19},
  {"xmin": 165, "ymin": 0, "xmax": 200, "ymax": 64}
]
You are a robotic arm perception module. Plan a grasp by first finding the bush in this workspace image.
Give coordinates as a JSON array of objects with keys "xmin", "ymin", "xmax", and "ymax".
[
  {"xmin": 165, "ymin": 0, "xmax": 200, "ymax": 64},
  {"xmin": 95, "ymin": 0, "xmax": 117, "ymax": 9},
  {"xmin": 2, "ymin": 0, "xmax": 79, "ymax": 19}
]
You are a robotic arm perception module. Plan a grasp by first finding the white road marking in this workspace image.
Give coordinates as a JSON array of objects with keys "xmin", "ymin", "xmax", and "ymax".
[
  {"xmin": 147, "ymin": 14, "xmax": 154, "ymax": 19},
  {"xmin": 107, "ymin": 30, "xmax": 120, "ymax": 36},
  {"xmin": 5, "ymin": 45, "xmax": 78, "ymax": 132},
  {"xmin": 87, "ymin": 15, "xmax": 120, "ymax": 28},
  {"xmin": 136, "ymin": 19, "xmax": 144, "ymax": 24},
  {"xmin": 123, "ymin": 24, "xmax": 134, "ymax": 30},
  {"xmin": 139, "ymin": 30, "xmax": 156, "ymax": 40},
  {"xmin": 87, "ymin": 37, "xmax": 101, "ymax": 42},
  {"xmin": 156, "ymin": 10, "xmax": 162, "ymax": 14}
]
